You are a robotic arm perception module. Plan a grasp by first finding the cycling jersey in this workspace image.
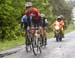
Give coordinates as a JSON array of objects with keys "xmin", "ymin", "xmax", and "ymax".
[
  {"xmin": 21, "ymin": 15, "xmax": 32, "ymax": 22},
  {"xmin": 25, "ymin": 7, "xmax": 40, "ymax": 21},
  {"xmin": 21, "ymin": 15, "xmax": 27, "ymax": 22},
  {"xmin": 53, "ymin": 20, "xmax": 64, "ymax": 29}
]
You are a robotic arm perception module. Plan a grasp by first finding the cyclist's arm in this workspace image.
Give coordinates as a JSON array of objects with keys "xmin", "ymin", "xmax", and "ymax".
[{"xmin": 21, "ymin": 16, "xmax": 24, "ymax": 29}]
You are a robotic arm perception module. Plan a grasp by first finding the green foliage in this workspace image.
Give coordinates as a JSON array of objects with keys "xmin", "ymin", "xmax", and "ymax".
[
  {"xmin": 0, "ymin": 0, "xmax": 72, "ymax": 41},
  {"xmin": 0, "ymin": 0, "xmax": 25, "ymax": 41}
]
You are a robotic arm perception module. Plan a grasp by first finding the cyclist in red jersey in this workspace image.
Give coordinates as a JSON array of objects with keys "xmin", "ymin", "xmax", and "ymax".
[{"xmin": 25, "ymin": 2, "xmax": 41, "ymax": 27}]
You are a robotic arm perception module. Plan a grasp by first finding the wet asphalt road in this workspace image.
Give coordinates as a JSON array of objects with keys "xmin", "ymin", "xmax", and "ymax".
[{"xmin": 2, "ymin": 31, "xmax": 75, "ymax": 58}]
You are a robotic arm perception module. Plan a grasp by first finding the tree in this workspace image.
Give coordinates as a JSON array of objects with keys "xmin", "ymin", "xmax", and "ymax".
[{"xmin": 0, "ymin": 0, "xmax": 25, "ymax": 41}]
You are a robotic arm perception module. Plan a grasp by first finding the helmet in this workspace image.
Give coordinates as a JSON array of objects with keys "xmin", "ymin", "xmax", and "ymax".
[
  {"xmin": 25, "ymin": 2, "xmax": 32, "ymax": 7},
  {"xmin": 57, "ymin": 16, "xmax": 61, "ymax": 21},
  {"xmin": 40, "ymin": 13, "xmax": 45, "ymax": 17},
  {"xmin": 60, "ymin": 15, "xmax": 64, "ymax": 19}
]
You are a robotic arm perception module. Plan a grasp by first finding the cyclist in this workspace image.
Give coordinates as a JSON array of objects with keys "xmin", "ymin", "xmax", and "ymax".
[
  {"xmin": 25, "ymin": 2, "xmax": 41, "ymax": 27},
  {"xmin": 40, "ymin": 13, "xmax": 48, "ymax": 31},
  {"xmin": 40, "ymin": 13, "xmax": 48, "ymax": 45},
  {"xmin": 53, "ymin": 16, "xmax": 64, "ymax": 38}
]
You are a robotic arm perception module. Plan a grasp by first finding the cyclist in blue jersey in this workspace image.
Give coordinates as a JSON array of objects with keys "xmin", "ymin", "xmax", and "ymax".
[{"xmin": 21, "ymin": 14, "xmax": 32, "ymax": 30}]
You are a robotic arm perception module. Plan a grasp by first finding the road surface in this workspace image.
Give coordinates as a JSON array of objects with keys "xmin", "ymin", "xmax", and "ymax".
[{"xmin": 2, "ymin": 31, "xmax": 75, "ymax": 58}]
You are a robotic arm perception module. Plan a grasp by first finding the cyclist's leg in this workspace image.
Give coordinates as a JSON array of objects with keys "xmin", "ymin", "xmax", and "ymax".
[
  {"xmin": 38, "ymin": 19, "xmax": 44, "ymax": 46},
  {"xmin": 61, "ymin": 27, "xmax": 64, "ymax": 37},
  {"xmin": 24, "ymin": 22, "xmax": 28, "ymax": 45},
  {"xmin": 24, "ymin": 22, "xmax": 27, "ymax": 35},
  {"xmin": 25, "ymin": 22, "xmax": 31, "ymax": 45},
  {"xmin": 53, "ymin": 29, "xmax": 56, "ymax": 37}
]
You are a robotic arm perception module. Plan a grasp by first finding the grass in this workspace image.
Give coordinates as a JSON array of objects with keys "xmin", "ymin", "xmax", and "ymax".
[
  {"xmin": 0, "ymin": 23, "xmax": 75, "ymax": 51},
  {"xmin": 0, "ymin": 37, "xmax": 25, "ymax": 51},
  {"xmin": 64, "ymin": 23, "xmax": 75, "ymax": 33}
]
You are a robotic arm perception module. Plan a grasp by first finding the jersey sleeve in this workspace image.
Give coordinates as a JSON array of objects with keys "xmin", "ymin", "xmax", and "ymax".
[
  {"xmin": 21, "ymin": 15, "xmax": 27, "ymax": 22},
  {"xmin": 21, "ymin": 16, "xmax": 24, "ymax": 22}
]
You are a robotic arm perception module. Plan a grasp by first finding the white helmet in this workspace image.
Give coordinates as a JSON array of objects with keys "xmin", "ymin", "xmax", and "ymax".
[
  {"xmin": 25, "ymin": 2, "xmax": 32, "ymax": 7},
  {"xmin": 40, "ymin": 13, "xmax": 45, "ymax": 17}
]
